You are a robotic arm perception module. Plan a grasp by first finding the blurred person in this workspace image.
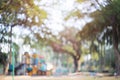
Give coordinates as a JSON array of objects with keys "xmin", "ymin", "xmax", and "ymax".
[
  {"xmin": 22, "ymin": 52, "xmax": 31, "ymax": 75},
  {"xmin": 32, "ymin": 53, "xmax": 39, "ymax": 66},
  {"xmin": 39, "ymin": 61, "xmax": 47, "ymax": 75},
  {"xmin": 24, "ymin": 52, "xmax": 31, "ymax": 66}
]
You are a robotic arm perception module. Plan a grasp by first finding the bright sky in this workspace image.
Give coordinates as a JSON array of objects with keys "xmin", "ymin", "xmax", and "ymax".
[
  {"xmin": 13, "ymin": 0, "xmax": 95, "ymax": 36},
  {"xmin": 40, "ymin": 0, "xmax": 75, "ymax": 33},
  {"xmin": 38, "ymin": 0, "xmax": 93, "ymax": 34}
]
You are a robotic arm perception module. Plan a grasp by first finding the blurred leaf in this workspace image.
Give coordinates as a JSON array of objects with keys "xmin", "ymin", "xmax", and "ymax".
[
  {"xmin": 62, "ymin": 45, "xmax": 76, "ymax": 55},
  {"xmin": 77, "ymin": 0, "xmax": 86, "ymax": 3},
  {"xmin": 65, "ymin": 11, "xmax": 83, "ymax": 20}
]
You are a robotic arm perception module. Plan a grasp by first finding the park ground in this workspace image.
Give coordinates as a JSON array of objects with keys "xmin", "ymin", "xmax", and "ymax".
[{"xmin": 0, "ymin": 75, "xmax": 120, "ymax": 80}]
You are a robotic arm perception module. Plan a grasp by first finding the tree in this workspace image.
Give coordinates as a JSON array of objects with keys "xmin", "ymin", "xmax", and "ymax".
[
  {"xmin": 78, "ymin": 0, "xmax": 120, "ymax": 75},
  {"xmin": 0, "ymin": 0, "xmax": 47, "ymax": 74},
  {"xmin": 50, "ymin": 27, "xmax": 81, "ymax": 72},
  {"xmin": 12, "ymin": 43, "xmax": 19, "ymax": 63},
  {"xmin": 0, "ymin": 51, "xmax": 7, "ymax": 74},
  {"xmin": 0, "ymin": 0, "xmax": 47, "ymax": 45},
  {"xmin": 64, "ymin": 0, "xmax": 120, "ymax": 74}
]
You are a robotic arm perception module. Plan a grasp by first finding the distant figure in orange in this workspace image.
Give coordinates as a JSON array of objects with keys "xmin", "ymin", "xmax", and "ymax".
[{"xmin": 32, "ymin": 53, "xmax": 39, "ymax": 75}]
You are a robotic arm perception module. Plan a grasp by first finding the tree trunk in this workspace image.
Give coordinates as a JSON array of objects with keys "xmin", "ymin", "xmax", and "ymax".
[
  {"xmin": 5, "ymin": 26, "xmax": 12, "ymax": 75},
  {"xmin": 113, "ymin": 43, "xmax": 120, "ymax": 75},
  {"xmin": 3, "ymin": 63, "xmax": 7, "ymax": 74},
  {"xmin": 73, "ymin": 56, "xmax": 79, "ymax": 72},
  {"xmin": 112, "ymin": 26, "xmax": 120, "ymax": 75},
  {"xmin": 110, "ymin": 15, "xmax": 120, "ymax": 75},
  {"xmin": 114, "ymin": 52, "xmax": 120, "ymax": 75},
  {"xmin": 100, "ymin": 43, "xmax": 104, "ymax": 72}
]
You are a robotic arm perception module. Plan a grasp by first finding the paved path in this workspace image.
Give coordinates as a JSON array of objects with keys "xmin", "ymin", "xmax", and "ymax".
[{"xmin": 0, "ymin": 75, "xmax": 119, "ymax": 80}]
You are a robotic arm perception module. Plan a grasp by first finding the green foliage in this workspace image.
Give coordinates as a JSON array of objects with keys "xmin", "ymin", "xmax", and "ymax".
[
  {"xmin": 0, "ymin": 0, "xmax": 47, "ymax": 55},
  {"xmin": 104, "ymin": 47, "xmax": 115, "ymax": 69},
  {"xmin": 23, "ymin": 36, "xmax": 31, "ymax": 44},
  {"xmin": 12, "ymin": 42, "xmax": 20, "ymax": 63},
  {"xmin": 13, "ymin": 43, "xmax": 19, "ymax": 53},
  {"xmin": 0, "ymin": 52, "xmax": 7, "ymax": 65},
  {"xmin": 65, "ymin": 11, "xmax": 83, "ymax": 20},
  {"xmin": 76, "ymin": 0, "xmax": 87, "ymax": 3},
  {"xmin": 78, "ymin": 0, "xmax": 120, "ymax": 46},
  {"xmin": 0, "ymin": 0, "xmax": 47, "ymax": 40},
  {"xmin": 0, "ymin": 26, "xmax": 9, "ymax": 43},
  {"xmin": 62, "ymin": 45, "xmax": 76, "ymax": 55}
]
